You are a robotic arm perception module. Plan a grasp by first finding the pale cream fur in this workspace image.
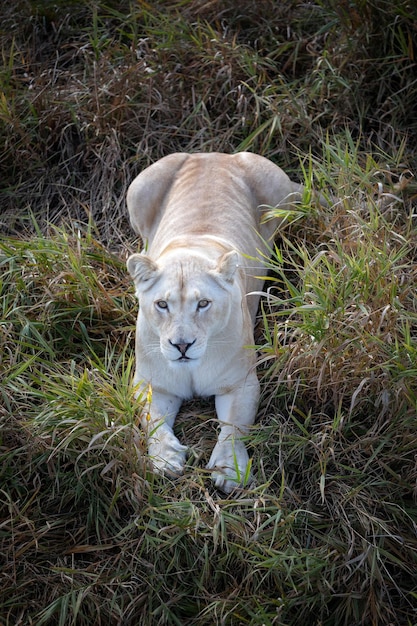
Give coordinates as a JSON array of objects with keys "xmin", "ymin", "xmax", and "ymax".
[{"xmin": 126, "ymin": 152, "xmax": 302, "ymax": 493}]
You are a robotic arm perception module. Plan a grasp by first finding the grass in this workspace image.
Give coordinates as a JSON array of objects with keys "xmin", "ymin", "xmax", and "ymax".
[{"xmin": 1, "ymin": 1, "xmax": 417, "ymax": 625}]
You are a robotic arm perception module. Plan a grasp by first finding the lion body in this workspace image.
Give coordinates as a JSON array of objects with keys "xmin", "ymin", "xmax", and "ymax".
[{"xmin": 127, "ymin": 152, "xmax": 301, "ymax": 492}]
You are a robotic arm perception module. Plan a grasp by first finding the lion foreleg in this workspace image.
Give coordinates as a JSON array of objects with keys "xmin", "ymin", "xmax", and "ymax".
[
  {"xmin": 207, "ymin": 374, "xmax": 260, "ymax": 493},
  {"xmin": 142, "ymin": 391, "xmax": 187, "ymax": 477}
]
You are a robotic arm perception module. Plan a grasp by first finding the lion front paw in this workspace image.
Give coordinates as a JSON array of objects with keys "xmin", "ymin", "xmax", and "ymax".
[
  {"xmin": 148, "ymin": 427, "xmax": 188, "ymax": 477},
  {"xmin": 207, "ymin": 439, "xmax": 253, "ymax": 494}
]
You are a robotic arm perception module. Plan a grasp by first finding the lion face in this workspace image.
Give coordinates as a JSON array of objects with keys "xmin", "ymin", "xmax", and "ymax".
[{"xmin": 127, "ymin": 249, "xmax": 239, "ymax": 367}]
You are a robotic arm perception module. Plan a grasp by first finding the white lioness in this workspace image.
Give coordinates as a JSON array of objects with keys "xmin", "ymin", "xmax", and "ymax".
[{"xmin": 126, "ymin": 152, "xmax": 302, "ymax": 493}]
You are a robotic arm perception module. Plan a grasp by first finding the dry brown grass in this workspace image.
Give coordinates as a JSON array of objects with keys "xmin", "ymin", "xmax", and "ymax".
[{"xmin": 1, "ymin": 1, "xmax": 416, "ymax": 241}]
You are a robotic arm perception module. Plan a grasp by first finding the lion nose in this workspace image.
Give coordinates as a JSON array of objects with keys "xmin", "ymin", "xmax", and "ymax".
[{"xmin": 170, "ymin": 339, "xmax": 196, "ymax": 356}]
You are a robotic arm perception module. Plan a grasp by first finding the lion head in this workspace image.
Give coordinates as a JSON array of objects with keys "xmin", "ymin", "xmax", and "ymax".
[{"xmin": 127, "ymin": 248, "xmax": 241, "ymax": 367}]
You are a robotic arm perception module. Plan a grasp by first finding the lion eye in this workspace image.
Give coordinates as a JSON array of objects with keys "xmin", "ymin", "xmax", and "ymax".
[
  {"xmin": 155, "ymin": 300, "xmax": 168, "ymax": 311},
  {"xmin": 197, "ymin": 299, "xmax": 210, "ymax": 310}
]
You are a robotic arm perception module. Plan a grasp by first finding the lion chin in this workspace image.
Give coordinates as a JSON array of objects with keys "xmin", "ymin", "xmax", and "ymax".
[
  {"xmin": 168, "ymin": 354, "xmax": 199, "ymax": 366},
  {"xmin": 126, "ymin": 151, "xmax": 304, "ymax": 493}
]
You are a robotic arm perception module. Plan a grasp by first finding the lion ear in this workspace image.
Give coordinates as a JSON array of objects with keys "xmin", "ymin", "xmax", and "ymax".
[
  {"xmin": 127, "ymin": 253, "xmax": 159, "ymax": 285},
  {"xmin": 216, "ymin": 250, "xmax": 239, "ymax": 283}
]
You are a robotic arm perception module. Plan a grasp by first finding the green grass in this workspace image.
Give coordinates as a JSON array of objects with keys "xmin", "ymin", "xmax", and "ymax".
[
  {"xmin": 1, "ymin": 147, "xmax": 417, "ymax": 625},
  {"xmin": 1, "ymin": 1, "xmax": 417, "ymax": 624}
]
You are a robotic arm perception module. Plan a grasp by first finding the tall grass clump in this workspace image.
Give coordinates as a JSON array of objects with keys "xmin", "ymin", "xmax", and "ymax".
[
  {"xmin": 261, "ymin": 136, "xmax": 417, "ymax": 416},
  {"xmin": 1, "ymin": 0, "xmax": 417, "ymax": 625}
]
